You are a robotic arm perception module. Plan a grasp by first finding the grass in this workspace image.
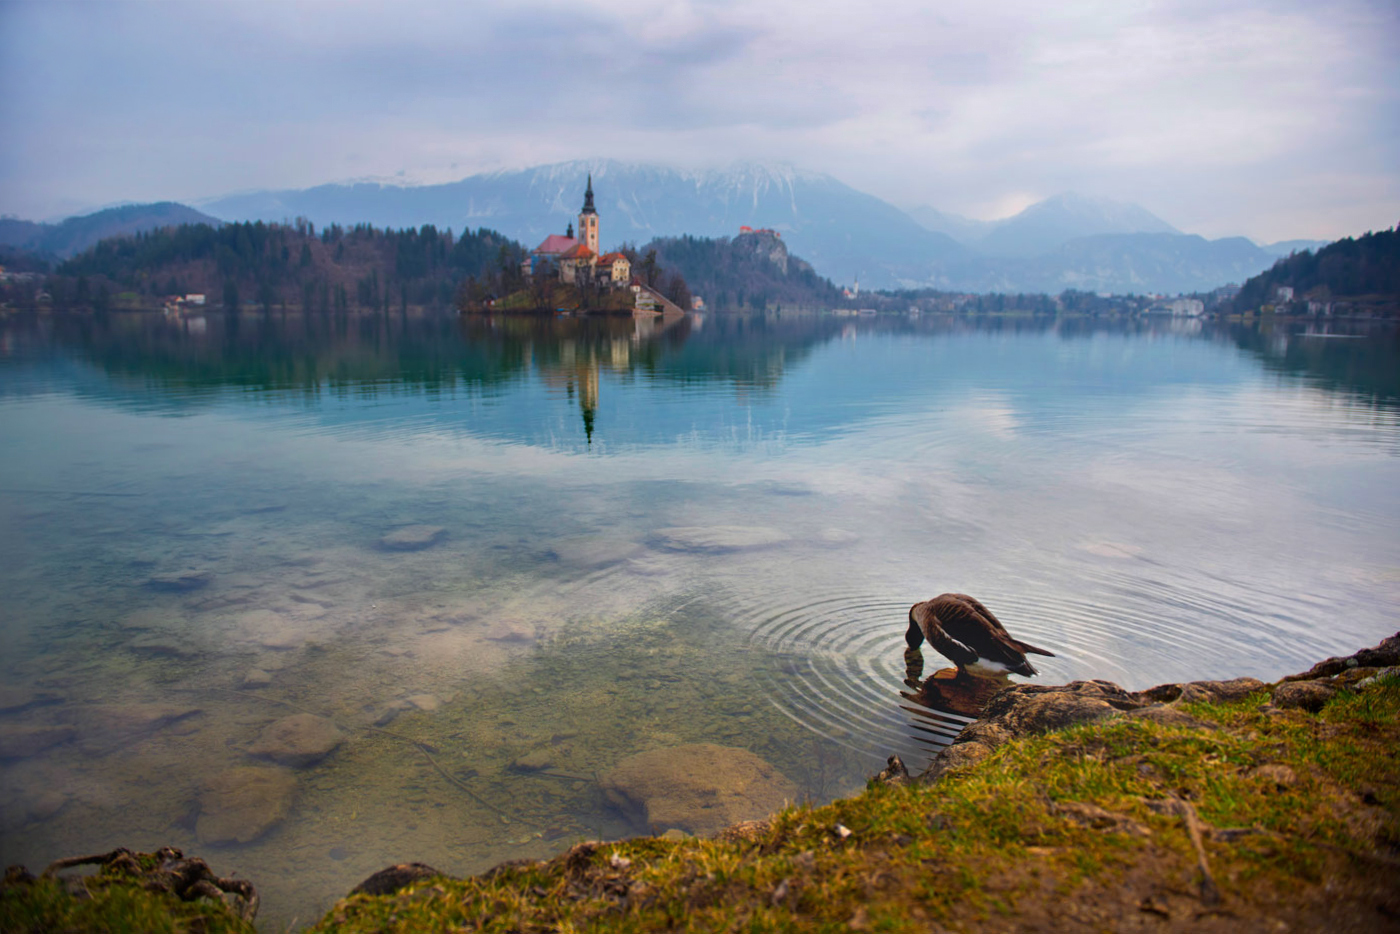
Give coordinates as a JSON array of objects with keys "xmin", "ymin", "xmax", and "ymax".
[{"xmin": 6, "ymin": 674, "xmax": 1397, "ymax": 933}]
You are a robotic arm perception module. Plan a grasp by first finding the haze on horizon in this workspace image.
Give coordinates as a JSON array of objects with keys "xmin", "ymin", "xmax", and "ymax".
[{"xmin": 1, "ymin": 0, "xmax": 1397, "ymax": 244}]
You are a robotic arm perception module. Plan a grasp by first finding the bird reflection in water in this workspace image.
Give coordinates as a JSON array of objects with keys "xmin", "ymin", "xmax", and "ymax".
[{"xmin": 898, "ymin": 645, "xmax": 1006, "ymax": 760}]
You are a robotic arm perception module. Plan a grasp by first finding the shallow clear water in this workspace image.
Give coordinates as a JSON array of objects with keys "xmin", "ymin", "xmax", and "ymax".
[{"xmin": 1, "ymin": 310, "xmax": 1397, "ymax": 928}]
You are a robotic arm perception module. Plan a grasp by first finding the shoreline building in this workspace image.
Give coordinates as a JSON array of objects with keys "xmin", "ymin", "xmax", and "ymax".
[{"xmin": 530, "ymin": 175, "xmax": 630, "ymax": 286}]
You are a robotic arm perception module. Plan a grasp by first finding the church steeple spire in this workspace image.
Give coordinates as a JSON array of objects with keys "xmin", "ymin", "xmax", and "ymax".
[{"xmin": 580, "ymin": 174, "xmax": 597, "ymax": 216}]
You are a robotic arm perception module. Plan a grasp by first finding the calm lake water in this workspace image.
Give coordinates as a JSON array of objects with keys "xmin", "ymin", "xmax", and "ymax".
[{"xmin": 1, "ymin": 309, "xmax": 1397, "ymax": 928}]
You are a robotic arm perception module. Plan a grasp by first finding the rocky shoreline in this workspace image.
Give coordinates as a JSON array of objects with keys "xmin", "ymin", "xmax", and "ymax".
[{"xmin": 4, "ymin": 633, "xmax": 1398, "ymax": 932}]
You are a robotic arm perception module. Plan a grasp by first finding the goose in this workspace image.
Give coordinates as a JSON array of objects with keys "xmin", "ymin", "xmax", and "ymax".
[{"xmin": 906, "ymin": 593, "xmax": 1055, "ymax": 677}]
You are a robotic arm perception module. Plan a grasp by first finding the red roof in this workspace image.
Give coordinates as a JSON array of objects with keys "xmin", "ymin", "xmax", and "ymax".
[
  {"xmin": 532, "ymin": 234, "xmax": 578, "ymax": 256},
  {"xmin": 597, "ymin": 252, "xmax": 628, "ymax": 264},
  {"xmin": 559, "ymin": 242, "xmax": 595, "ymax": 261}
]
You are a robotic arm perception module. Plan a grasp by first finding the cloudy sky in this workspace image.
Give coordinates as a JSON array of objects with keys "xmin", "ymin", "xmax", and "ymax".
[{"xmin": 2, "ymin": 0, "xmax": 1397, "ymax": 242}]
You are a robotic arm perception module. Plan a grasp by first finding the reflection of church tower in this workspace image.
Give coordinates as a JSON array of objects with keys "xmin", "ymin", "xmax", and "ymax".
[
  {"xmin": 579, "ymin": 362, "xmax": 598, "ymax": 444},
  {"xmin": 578, "ymin": 174, "xmax": 599, "ymax": 254}
]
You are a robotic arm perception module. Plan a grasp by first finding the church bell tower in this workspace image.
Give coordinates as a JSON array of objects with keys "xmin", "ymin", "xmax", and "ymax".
[{"xmin": 578, "ymin": 174, "xmax": 599, "ymax": 255}]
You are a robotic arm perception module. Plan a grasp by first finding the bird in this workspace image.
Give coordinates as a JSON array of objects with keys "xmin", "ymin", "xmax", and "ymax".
[{"xmin": 906, "ymin": 593, "xmax": 1055, "ymax": 678}]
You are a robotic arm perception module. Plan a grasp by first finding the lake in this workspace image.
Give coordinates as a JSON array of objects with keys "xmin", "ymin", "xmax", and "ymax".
[{"xmin": 1, "ymin": 309, "xmax": 1397, "ymax": 929}]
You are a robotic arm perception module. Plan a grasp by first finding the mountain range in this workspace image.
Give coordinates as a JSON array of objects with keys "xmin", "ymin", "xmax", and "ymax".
[
  {"xmin": 4, "ymin": 163, "xmax": 1329, "ymax": 295},
  {"xmin": 196, "ymin": 162, "xmax": 1330, "ymax": 294},
  {"xmin": 0, "ymin": 202, "xmax": 221, "ymax": 261}
]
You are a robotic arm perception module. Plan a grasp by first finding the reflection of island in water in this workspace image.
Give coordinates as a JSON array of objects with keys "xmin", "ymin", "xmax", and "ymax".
[
  {"xmin": 898, "ymin": 646, "xmax": 1009, "ymax": 758},
  {"xmin": 533, "ymin": 312, "xmax": 688, "ymax": 443}
]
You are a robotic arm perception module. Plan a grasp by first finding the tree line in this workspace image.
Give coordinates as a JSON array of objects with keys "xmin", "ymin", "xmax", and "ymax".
[
  {"xmin": 1233, "ymin": 226, "xmax": 1399, "ymax": 313},
  {"xmin": 14, "ymin": 220, "xmax": 528, "ymax": 314}
]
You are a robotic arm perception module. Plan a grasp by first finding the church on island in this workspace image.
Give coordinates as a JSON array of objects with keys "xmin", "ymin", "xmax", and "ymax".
[{"xmin": 528, "ymin": 175, "xmax": 631, "ymax": 287}]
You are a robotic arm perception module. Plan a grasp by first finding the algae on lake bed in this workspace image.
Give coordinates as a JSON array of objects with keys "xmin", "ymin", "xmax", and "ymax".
[
  {"xmin": 298, "ymin": 669, "xmax": 1397, "ymax": 932},
  {"xmin": 5, "ymin": 671, "xmax": 1397, "ymax": 932}
]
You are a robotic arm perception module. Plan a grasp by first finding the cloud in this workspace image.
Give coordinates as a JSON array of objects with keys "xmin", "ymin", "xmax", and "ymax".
[{"xmin": 0, "ymin": 0, "xmax": 1396, "ymax": 240}]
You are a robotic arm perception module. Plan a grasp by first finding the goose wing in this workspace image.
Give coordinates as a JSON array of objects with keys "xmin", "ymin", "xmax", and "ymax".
[
  {"xmin": 935, "ymin": 595, "xmax": 1033, "ymax": 667},
  {"xmin": 943, "ymin": 593, "xmax": 1056, "ymax": 658}
]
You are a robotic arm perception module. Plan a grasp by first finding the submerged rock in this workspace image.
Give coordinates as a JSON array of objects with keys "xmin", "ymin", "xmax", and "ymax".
[
  {"xmin": 511, "ymin": 748, "xmax": 553, "ymax": 772},
  {"xmin": 248, "ymin": 714, "xmax": 342, "ymax": 767},
  {"xmin": 78, "ymin": 704, "xmax": 203, "ymax": 753},
  {"xmin": 549, "ymin": 537, "xmax": 644, "ymax": 567},
  {"xmin": 127, "ymin": 632, "xmax": 204, "ymax": 659},
  {"xmin": 601, "ymin": 743, "xmax": 800, "ymax": 836},
  {"xmin": 0, "ymin": 724, "xmax": 76, "ymax": 760},
  {"xmin": 379, "ymin": 525, "xmax": 447, "ymax": 551},
  {"xmin": 652, "ymin": 526, "xmax": 792, "ymax": 554},
  {"xmin": 144, "ymin": 570, "xmax": 213, "ymax": 592},
  {"xmin": 197, "ymin": 766, "xmax": 297, "ymax": 845},
  {"xmin": 241, "ymin": 669, "xmax": 273, "ymax": 688},
  {"xmin": 0, "ymin": 685, "xmax": 62, "ymax": 714}
]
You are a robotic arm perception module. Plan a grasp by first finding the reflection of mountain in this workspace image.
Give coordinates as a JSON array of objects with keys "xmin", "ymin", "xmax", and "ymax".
[{"xmin": 6, "ymin": 313, "xmax": 1394, "ymax": 452}]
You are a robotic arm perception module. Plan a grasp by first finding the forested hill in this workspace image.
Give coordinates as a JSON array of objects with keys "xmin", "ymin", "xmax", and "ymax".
[
  {"xmin": 45, "ymin": 221, "xmax": 525, "ymax": 313},
  {"xmin": 0, "ymin": 202, "xmax": 222, "ymax": 260},
  {"xmin": 642, "ymin": 231, "xmax": 845, "ymax": 311},
  {"xmin": 1232, "ymin": 225, "xmax": 1399, "ymax": 314}
]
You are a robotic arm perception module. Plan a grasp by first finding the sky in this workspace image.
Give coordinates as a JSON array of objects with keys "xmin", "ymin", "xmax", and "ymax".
[{"xmin": 1, "ymin": 0, "xmax": 1397, "ymax": 242}]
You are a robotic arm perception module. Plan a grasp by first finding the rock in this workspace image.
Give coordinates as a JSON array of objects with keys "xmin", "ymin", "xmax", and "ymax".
[
  {"xmin": 1125, "ymin": 705, "xmax": 1215, "ymax": 730},
  {"xmin": 1140, "ymin": 677, "xmax": 1267, "ymax": 705},
  {"xmin": 379, "ymin": 525, "xmax": 447, "ymax": 551},
  {"xmin": 144, "ymin": 570, "xmax": 212, "ymax": 592},
  {"xmin": 872, "ymin": 754, "xmax": 910, "ymax": 786},
  {"xmin": 1354, "ymin": 666, "xmax": 1400, "ymax": 688},
  {"xmin": 197, "ymin": 766, "xmax": 297, "ymax": 845},
  {"xmin": 511, "ymin": 748, "xmax": 553, "ymax": 772},
  {"xmin": 405, "ymin": 694, "xmax": 441, "ymax": 712},
  {"xmin": 127, "ymin": 633, "xmax": 204, "ymax": 658},
  {"xmin": 1283, "ymin": 632, "xmax": 1400, "ymax": 682},
  {"xmin": 0, "ymin": 724, "xmax": 76, "ymax": 759},
  {"xmin": 0, "ymin": 685, "xmax": 62, "ymax": 714},
  {"xmin": 27, "ymin": 788, "xmax": 69, "ymax": 821},
  {"xmin": 600, "ymin": 743, "xmax": 800, "ymax": 836},
  {"xmin": 484, "ymin": 619, "xmax": 538, "ymax": 644},
  {"xmin": 78, "ymin": 704, "xmax": 202, "ymax": 752},
  {"xmin": 248, "ymin": 714, "xmax": 343, "ymax": 767},
  {"xmin": 241, "ymin": 669, "xmax": 273, "ymax": 688},
  {"xmin": 959, "ymin": 680, "xmax": 1147, "ymax": 751},
  {"xmin": 1272, "ymin": 680, "xmax": 1337, "ymax": 712},
  {"xmin": 352, "ymin": 863, "xmax": 446, "ymax": 896},
  {"xmin": 652, "ymin": 526, "xmax": 792, "ymax": 554},
  {"xmin": 549, "ymin": 537, "xmax": 643, "ymax": 567},
  {"xmin": 921, "ymin": 740, "xmax": 993, "ymax": 782}
]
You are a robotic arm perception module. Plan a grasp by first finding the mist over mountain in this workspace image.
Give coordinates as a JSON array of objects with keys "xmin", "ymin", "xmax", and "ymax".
[
  {"xmin": 905, "ymin": 192, "xmax": 1178, "ymax": 254},
  {"xmin": 947, "ymin": 232, "xmax": 1280, "ymax": 295},
  {"xmin": 200, "ymin": 161, "xmax": 966, "ymax": 291},
  {"xmin": 0, "ymin": 202, "xmax": 221, "ymax": 260},
  {"xmin": 1260, "ymin": 238, "xmax": 1331, "ymax": 258}
]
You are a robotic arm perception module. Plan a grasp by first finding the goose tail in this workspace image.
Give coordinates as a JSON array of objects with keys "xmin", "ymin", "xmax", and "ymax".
[{"xmin": 1017, "ymin": 640, "xmax": 1055, "ymax": 657}]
